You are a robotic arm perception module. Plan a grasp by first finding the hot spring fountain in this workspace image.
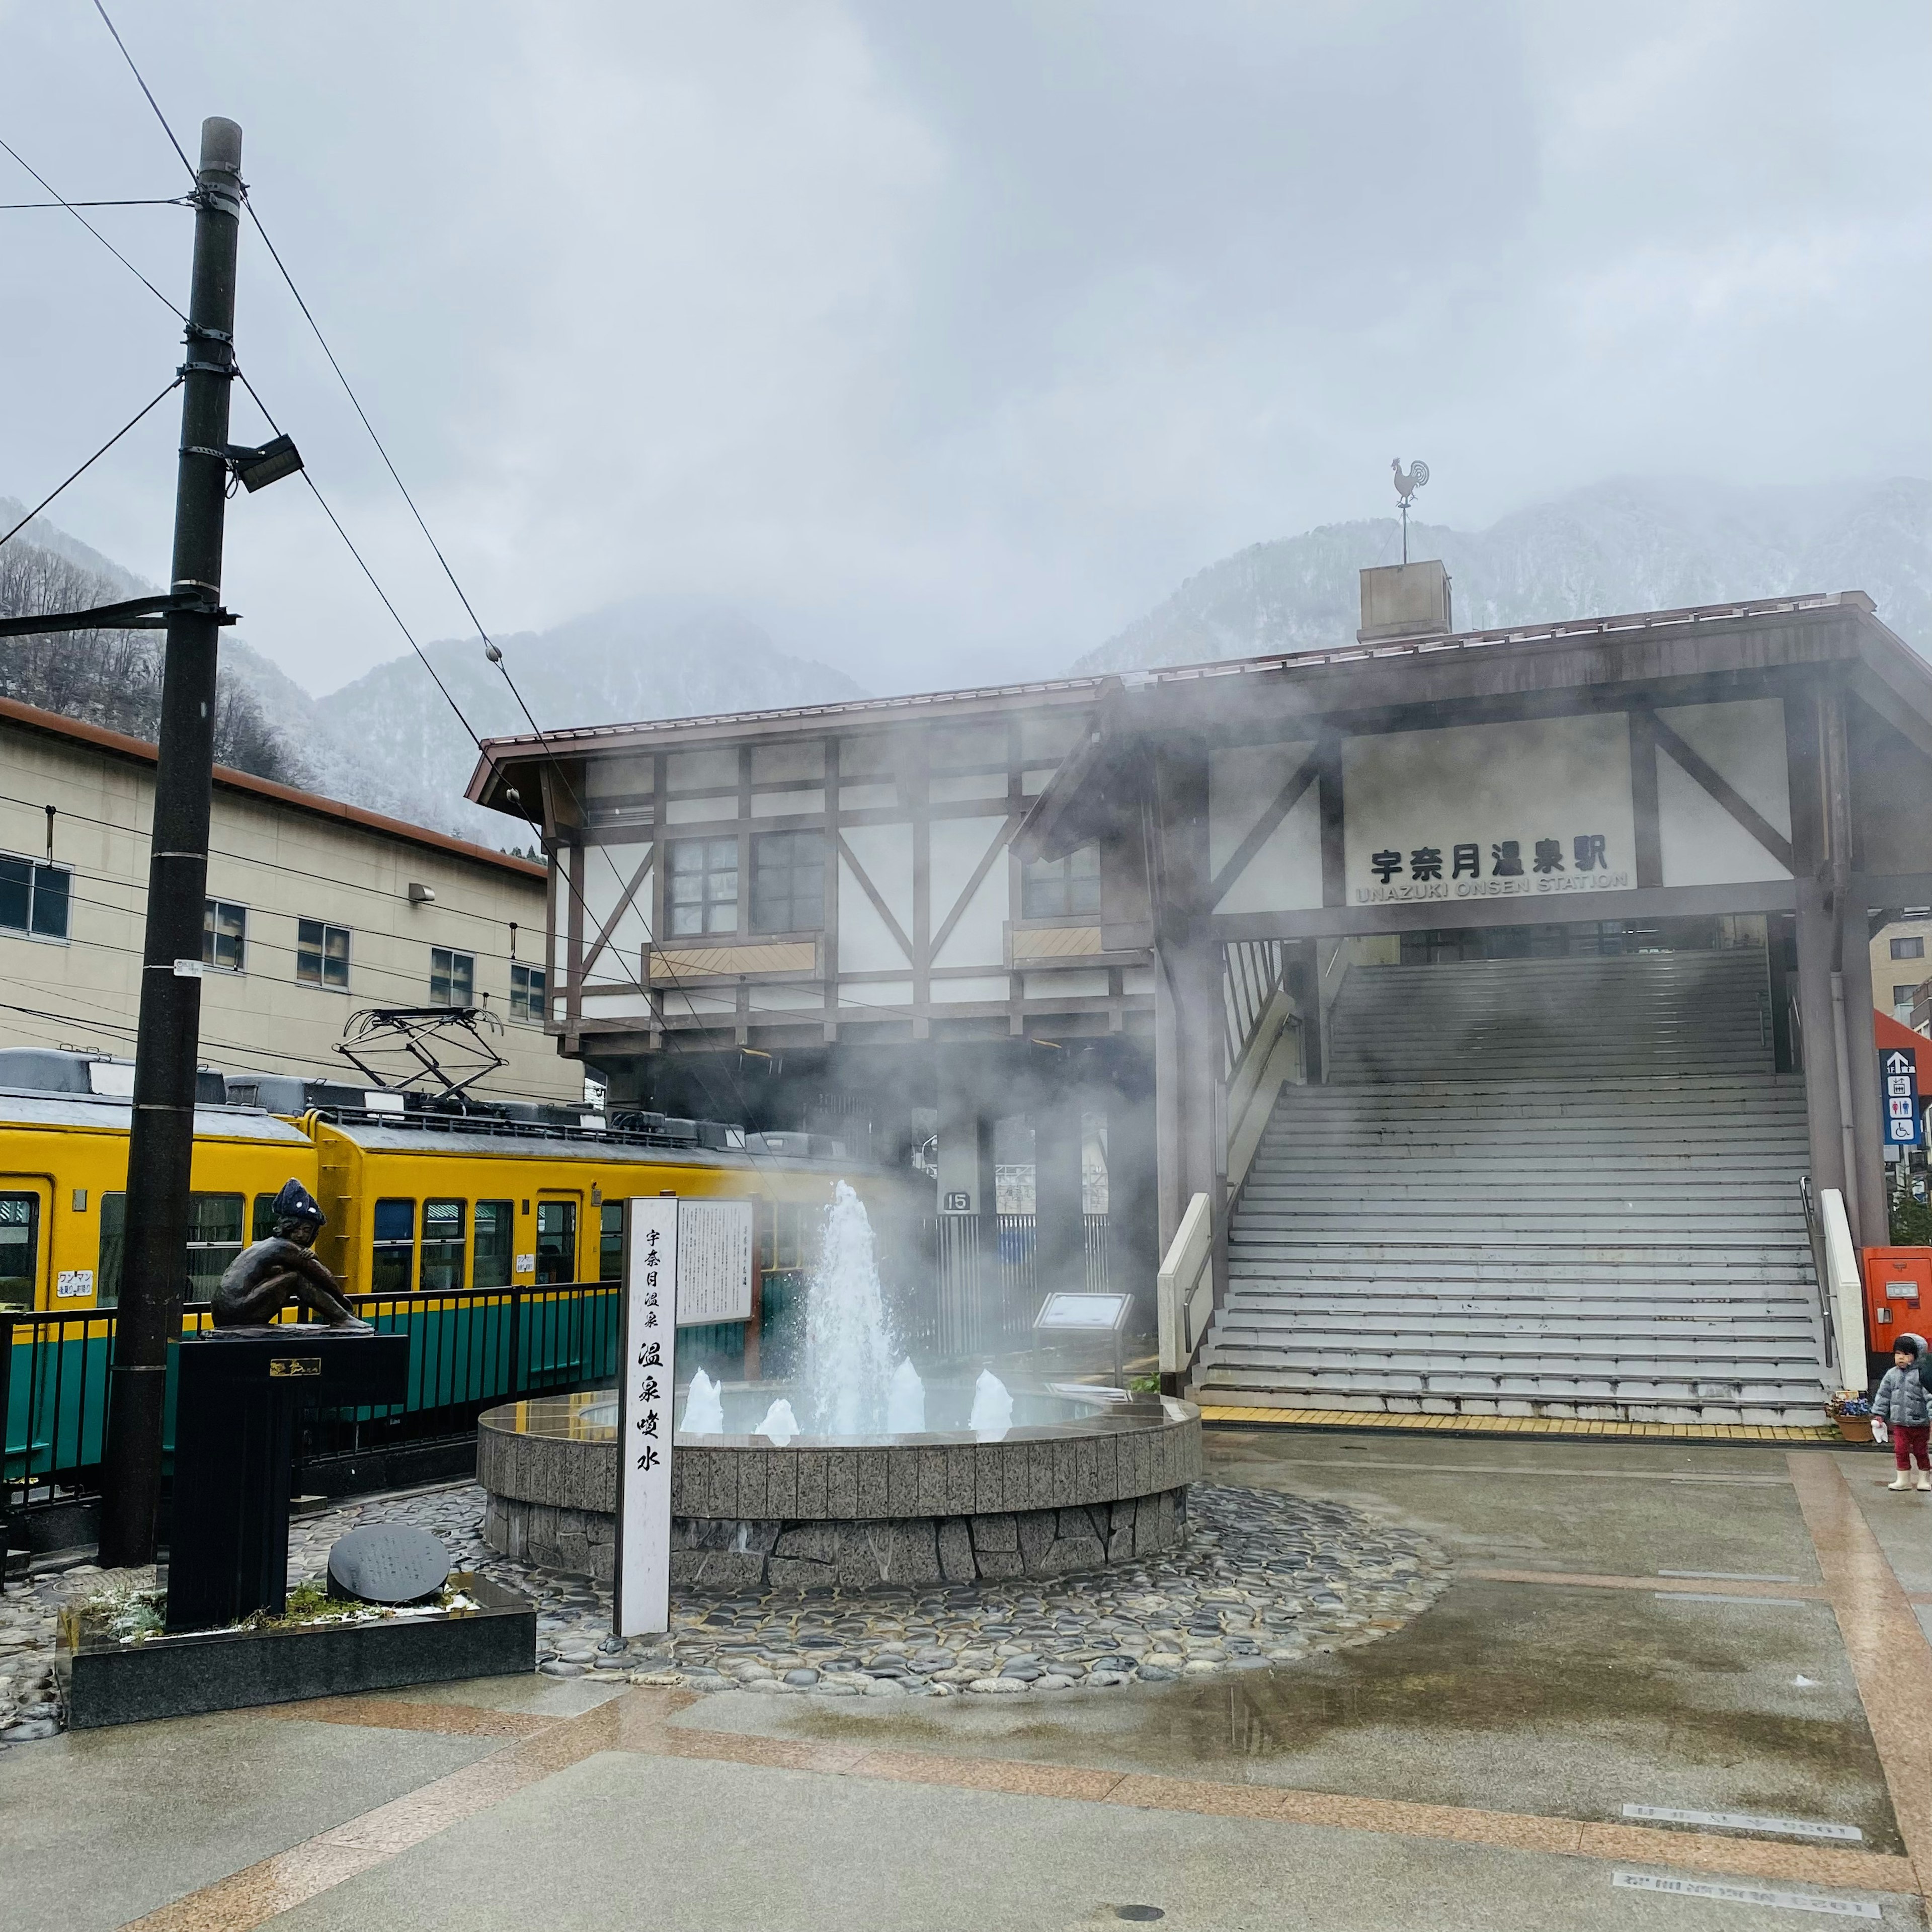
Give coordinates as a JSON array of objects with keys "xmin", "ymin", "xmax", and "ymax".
[{"xmin": 478, "ymin": 1182, "xmax": 1200, "ymax": 1590}]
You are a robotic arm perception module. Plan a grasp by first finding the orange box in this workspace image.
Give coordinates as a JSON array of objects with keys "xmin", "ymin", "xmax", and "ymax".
[{"xmin": 1864, "ymin": 1247, "xmax": 1932, "ymax": 1349}]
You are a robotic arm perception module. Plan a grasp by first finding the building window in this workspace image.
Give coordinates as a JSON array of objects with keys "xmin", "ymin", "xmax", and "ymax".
[
  {"xmin": 297, "ymin": 918, "xmax": 350, "ymax": 989},
  {"xmin": 203, "ymin": 899, "xmax": 247, "ymax": 971},
  {"xmin": 1896, "ymin": 984, "xmax": 1922, "ymax": 1008},
  {"xmin": 0, "ymin": 857, "xmax": 70, "ymax": 940},
  {"xmin": 474, "ymin": 1200, "xmax": 513, "ymax": 1289},
  {"xmin": 669, "ymin": 837, "xmax": 739, "ymax": 936},
  {"xmin": 1893, "ymin": 936, "xmax": 1926, "ymax": 961},
  {"xmin": 511, "ymin": 961, "xmax": 546, "ymax": 1022},
  {"xmin": 751, "ymin": 830, "xmax": 826, "ymax": 934},
  {"xmin": 430, "ymin": 946, "xmax": 474, "ymax": 1006},
  {"xmin": 1020, "ymin": 844, "xmax": 1100, "ymax": 919}
]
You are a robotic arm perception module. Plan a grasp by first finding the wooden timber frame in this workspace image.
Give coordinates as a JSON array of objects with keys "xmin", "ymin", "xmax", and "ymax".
[{"xmin": 469, "ymin": 590, "xmax": 1932, "ymax": 1364}]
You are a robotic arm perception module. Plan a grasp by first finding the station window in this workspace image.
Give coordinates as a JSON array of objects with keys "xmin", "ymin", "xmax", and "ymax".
[
  {"xmin": 474, "ymin": 1200, "xmax": 513, "ymax": 1290},
  {"xmin": 669, "ymin": 837, "xmax": 739, "ymax": 936},
  {"xmin": 203, "ymin": 899, "xmax": 248, "ymax": 972},
  {"xmin": 0, "ymin": 857, "xmax": 71, "ymax": 940},
  {"xmin": 511, "ymin": 961, "xmax": 546, "ymax": 1022},
  {"xmin": 371, "ymin": 1198, "xmax": 415, "ymax": 1295},
  {"xmin": 429, "ymin": 947, "xmax": 474, "ymax": 1007},
  {"xmin": 1893, "ymin": 936, "xmax": 1926, "ymax": 961},
  {"xmin": 297, "ymin": 919, "xmax": 351, "ymax": 989},
  {"xmin": 534, "ymin": 1199, "xmax": 577, "ymax": 1285},
  {"xmin": 0, "ymin": 1192, "xmax": 39, "ymax": 1311},
  {"xmin": 1020, "ymin": 844, "xmax": 1100, "ymax": 919},
  {"xmin": 421, "ymin": 1199, "xmax": 466, "ymax": 1292},
  {"xmin": 751, "ymin": 830, "xmax": 826, "ymax": 935},
  {"xmin": 600, "ymin": 1201, "xmax": 624, "ymax": 1282}
]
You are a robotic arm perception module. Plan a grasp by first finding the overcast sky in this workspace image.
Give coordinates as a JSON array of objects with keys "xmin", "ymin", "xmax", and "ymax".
[{"xmin": 3, "ymin": 1, "xmax": 1926, "ymax": 700}]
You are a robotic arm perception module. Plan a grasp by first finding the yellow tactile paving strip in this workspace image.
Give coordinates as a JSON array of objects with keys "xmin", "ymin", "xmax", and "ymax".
[{"xmin": 1198, "ymin": 1403, "xmax": 1839, "ymax": 1442}]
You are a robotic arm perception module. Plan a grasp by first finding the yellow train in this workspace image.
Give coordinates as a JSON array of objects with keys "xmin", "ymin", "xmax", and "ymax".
[
  {"xmin": 1, "ymin": 1051, "xmax": 876, "ymax": 1491},
  {"xmin": 0, "ymin": 1049, "xmax": 858, "ymax": 1314}
]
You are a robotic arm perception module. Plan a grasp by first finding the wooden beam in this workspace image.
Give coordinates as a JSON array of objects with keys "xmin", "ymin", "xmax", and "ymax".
[
  {"xmin": 1628, "ymin": 708, "xmax": 1662, "ymax": 888},
  {"xmin": 1207, "ymin": 751, "xmax": 1318, "ymax": 908},
  {"xmin": 1214, "ymin": 877, "xmax": 1798, "ymax": 941},
  {"xmin": 930, "ymin": 813, "xmax": 1023, "ymax": 962},
  {"xmin": 1644, "ymin": 708, "xmax": 1795, "ymax": 873},
  {"xmin": 1317, "ymin": 738, "xmax": 1344, "ymax": 909},
  {"xmin": 577, "ymin": 846, "xmax": 654, "ymax": 980},
  {"xmin": 834, "ymin": 831, "xmax": 915, "ymax": 962}
]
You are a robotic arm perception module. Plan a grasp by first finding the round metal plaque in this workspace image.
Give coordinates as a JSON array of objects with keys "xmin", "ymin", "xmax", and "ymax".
[{"xmin": 326, "ymin": 1524, "xmax": 451, "ymax": 1606}]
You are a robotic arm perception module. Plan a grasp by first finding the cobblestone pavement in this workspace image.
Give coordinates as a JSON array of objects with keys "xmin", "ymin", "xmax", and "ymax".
[{"xmin": 0, "ymin": 1479, "xmax": 1449, "ymax": 1740}]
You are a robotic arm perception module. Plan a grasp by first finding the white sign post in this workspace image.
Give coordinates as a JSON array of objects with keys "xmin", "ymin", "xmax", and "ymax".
[{"xmin": 613, "ymin": 1199, "xmax": 678, "ymax": 1639}]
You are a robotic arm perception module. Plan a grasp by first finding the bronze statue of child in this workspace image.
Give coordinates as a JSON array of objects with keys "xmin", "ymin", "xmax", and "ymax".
[{"xmin": 213, "ymin": 1178, "xmax": 371, "ymax": 1330}]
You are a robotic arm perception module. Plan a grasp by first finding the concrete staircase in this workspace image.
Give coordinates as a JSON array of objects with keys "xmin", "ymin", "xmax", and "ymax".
[{"xmin": 1193, "ymin": 951, "xmax": 1829, "ymax": 1426}]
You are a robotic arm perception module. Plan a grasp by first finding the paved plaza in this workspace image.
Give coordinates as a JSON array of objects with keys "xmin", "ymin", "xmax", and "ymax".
[{"xmin": 10, "ymin": 1425, "xmax": 1932, "ymax": 1929}]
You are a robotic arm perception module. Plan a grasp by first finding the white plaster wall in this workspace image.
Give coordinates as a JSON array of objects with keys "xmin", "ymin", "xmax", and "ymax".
[
  {"xmin": 1654, "ymin": 698, "xmax": 1791, "ymax": 836},
  {"xmin": 929, "ymin": 818, "xmax": 1011, "ymax": 969},
  {"xmin": 1343, "ymin": 715, "xmax": 1637, "ymax": 906}
]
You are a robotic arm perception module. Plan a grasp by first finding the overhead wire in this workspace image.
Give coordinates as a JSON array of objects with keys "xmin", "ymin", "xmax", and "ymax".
[
  {"xmin": 0, "ymin": 376, "xmax": 182, "ymax": 552},
  {"xmin": 73, "ymin": 18, "xmax": 892, "ymax": 1172},
  {"xmin": 0, "ymin": 134, "xmax": 184, "ymax": 319},
  {"xmin": 0, "ymin": 196, "xmax": 190, "ymax": 210},
  {"xmin": 89, "ymin": 0, "xmax": 196, "ymax": 184}
]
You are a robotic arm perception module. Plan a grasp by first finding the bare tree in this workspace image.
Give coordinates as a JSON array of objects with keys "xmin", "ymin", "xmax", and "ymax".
[{"xmin": 0, "ymin": 536, "xmax": 293, "ymax": 782}]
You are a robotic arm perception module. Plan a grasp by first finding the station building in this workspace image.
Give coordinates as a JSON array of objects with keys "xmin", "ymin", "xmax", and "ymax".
[
  {"xmin": 467, "ymin": 569, "xmax": 1932, "ymax": 1426},
  {"xmin": 0, "ymin": 693, "xmax": 578, "ymax": 1107}
]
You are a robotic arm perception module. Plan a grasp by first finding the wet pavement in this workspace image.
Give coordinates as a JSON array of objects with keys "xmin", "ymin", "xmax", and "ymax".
[{"xmin": 5, "ymin": 1426, "xmax": 1928, "ymax": 1929}]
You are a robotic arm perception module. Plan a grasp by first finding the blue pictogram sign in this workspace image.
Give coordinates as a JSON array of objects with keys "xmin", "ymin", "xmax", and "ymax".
[{"xmin": 1882, "ymin": 1047, "xmax": 1921, "ymax": 1147}]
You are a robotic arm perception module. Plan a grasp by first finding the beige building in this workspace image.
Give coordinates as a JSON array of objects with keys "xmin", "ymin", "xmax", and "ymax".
[
  {"xmin": 1873, "ymin": 910, "xmax": 1932, "ymax": 1027},
  {"xmin": 0, "ymin": 694, "xmax": 579, "ymax": 1105}
]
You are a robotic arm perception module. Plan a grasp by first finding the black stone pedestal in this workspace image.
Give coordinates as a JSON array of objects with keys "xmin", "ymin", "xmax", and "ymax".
[
  {"xmin": 167, "ymin": 1330, "xmax": 410, "ymax": 1633},
  {"xmin": 59, "ymin": 1573, "xmax": 537, "ymax": 1728}
]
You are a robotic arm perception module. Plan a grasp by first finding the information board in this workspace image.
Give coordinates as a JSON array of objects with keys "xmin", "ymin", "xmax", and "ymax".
[
  {"xmin": 675, "ymin": 1198, "xmax": 754, "ymax": 1325},
  {"xmin": 1034, "ymin": 1292, "xmax": 1133, "ymax": 1332},
  {"xmin": 613, "ymin": 1199, "xmax": 678, "ymax": 1639},
  {"xmin": 1883, "ymin": 1048, "xmax": 1922, "ymax": 1149}
]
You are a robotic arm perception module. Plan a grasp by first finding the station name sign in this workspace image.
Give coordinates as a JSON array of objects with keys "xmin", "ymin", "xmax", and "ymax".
[{"xmin": 1353, "ymin": 830, "xmax": 1631, "ymax": 906}]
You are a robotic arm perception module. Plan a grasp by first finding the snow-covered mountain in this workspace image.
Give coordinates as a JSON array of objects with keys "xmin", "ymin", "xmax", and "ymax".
[{"xmin": 1072, "ymin": 476, "xmax": 1932, "ymax": 674}]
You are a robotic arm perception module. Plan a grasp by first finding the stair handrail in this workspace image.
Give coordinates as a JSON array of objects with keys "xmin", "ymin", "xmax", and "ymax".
[
  {"xmin": 1157, "ymin": 1191, "xmax": 1215, "ymax": 1378},
  {"xmin": 1813, "ymin": 1182, "xmax": 1868, "ymax": 1388}
]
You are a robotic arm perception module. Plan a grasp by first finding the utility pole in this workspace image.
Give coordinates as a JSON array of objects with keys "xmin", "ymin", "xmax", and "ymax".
[{"xmin": 98, "ymin": 118, "xmax": 245, "ymax": 1568}]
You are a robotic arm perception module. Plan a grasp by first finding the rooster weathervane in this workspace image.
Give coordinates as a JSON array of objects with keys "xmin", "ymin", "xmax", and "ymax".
[{"xmin": 1392, "ymin": 457, "xmax": 1429, "ymax": 564}]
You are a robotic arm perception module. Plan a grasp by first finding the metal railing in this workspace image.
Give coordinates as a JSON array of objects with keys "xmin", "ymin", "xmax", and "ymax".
[
  {"xmin": 2, "ymin": 1282, "xmax": 623, "ymax": 1530},
  {"xmin": 1223, "ymin": 938, "xmax": 1287, "ymax": 1075},
  {"xmin": 901, "ymin": 1212, "xmax": 1109, "ymax": 1362}
]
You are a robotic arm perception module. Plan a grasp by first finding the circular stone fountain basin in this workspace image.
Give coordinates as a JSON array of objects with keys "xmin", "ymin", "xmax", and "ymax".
[{"xmin": 478, "ymin": 1384, "xmax": 1202, "ymax": 1592}]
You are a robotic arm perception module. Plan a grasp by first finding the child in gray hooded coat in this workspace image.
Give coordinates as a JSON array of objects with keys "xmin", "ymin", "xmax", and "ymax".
[{"xmin": 1873, "ymin": 1332, "xmax": 1932, "ymax": 1492}]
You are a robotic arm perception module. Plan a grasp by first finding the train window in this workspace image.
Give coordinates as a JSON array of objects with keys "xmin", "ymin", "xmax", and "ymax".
[
  {"xmin": 0, "ymin": 1192, "xmax": 39, "ymax": 1311},
  {"xmin": 534, "ymin": 1200, "xmax": 577, "ymax": 1285},
  {"xmin": 372, "ymin": 1198, "xmax": 415, "ymax": 1295},
  {"xmin": 474, "ymin": 1201, "xmax": 513, "ymax": 1290},
  {"xmin": 96, "ymin": 1192, "xmax": 248, "ymax": 1304},
  {"xmin": 253, "ymin": 1193, "xmax": 278, "ymax": 1241},
  {"xmin": 422, "ymin": 1199, "xmax": 466, "ymax": 1292},
  {"xmin": 599, "ymin": 1202, "xmax": 624, "ymax": 1282},
  {"xmin": 185, "ymin": 1193, "xmax": 246, "ymax": 1301}
]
